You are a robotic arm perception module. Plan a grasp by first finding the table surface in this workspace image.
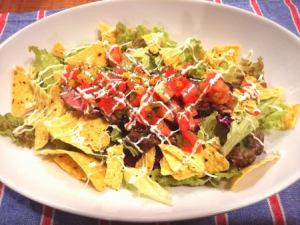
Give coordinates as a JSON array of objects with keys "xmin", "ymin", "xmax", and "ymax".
[
  {"xmin": 0, "ymin": 0, "xmax": 96, "ymax": 12},
  {"xmin": 0, "ymin": 1, "xmax": 300, "ymax": 225}
]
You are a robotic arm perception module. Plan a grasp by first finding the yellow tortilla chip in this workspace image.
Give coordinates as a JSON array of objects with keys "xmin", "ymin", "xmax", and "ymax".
[
  {"xmin": 44, "ymin": 113, "xmax": 110, "ymax": 154},
  {"xmin": 160, "ymin": 142, "xmax": 229, "ymax": 181},
  {"xmin": 135, "ymin": 147, "xmax": 156, "ymax": 172},
  {"xmin": 65, "ymin": 42, "xmax": 107, "ymax": 67},
  {"xmin": 104, "ymin": 145, "xmax": 124, "ymax": 190},
  {"xmin": 201, "ymin": 143, "xmax": 230, "ymax": 174},
  {"xmin": 39, "ymin": 149, "xmax": 106, "ymax": 191},
  {"xmin": 230, "ymin": 154, "xmax": 280, "ymax": 191},
  {"xmin": 51, "ymin": 42, "xmax": 65, "ymax": 59},
  {"xmin": 159, "ymin": 144, "xmax": 205, "ymax": 180},
  {"xmin": 282, "ymin": 104, "xmax": 300, "ymax": 129},
  {"xmin": 11, "ymin": 66, "xmax": 35, "ymax": 117},
  {"xmin": 34, "ymin": 122, "xmax": 49, "ymax": 149},
  {"xmin": 53, "ymin": 154, "xmax": 87, "ymax": 181},
  {"xmin": 98, "ymin": 22, "xmax": 117, "ymax": 44}
]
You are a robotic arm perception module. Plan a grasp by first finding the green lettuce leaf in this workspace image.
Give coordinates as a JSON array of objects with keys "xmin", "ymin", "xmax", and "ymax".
[
  {"xmin": 208, "ymin": 168, "xmax": 240, "ymax": 187},
  {"xmin": 0, "ymin": 113, "xmax": 35, "ymax": 148},
  {"xmin": 150, "ymin": 169, "xmax": 209, "ymax": 186},
  {"xmin": 29, "ymin": 46, "xmax": 63, "ymax": 91},
  {"xmin": 258, "ymin": 97, "xmax": 292, "ymax": 130},
  {"xmin": 110, "ymin": 126, "xmax": 122, "ymax": 142},
  {"xmin": 222, "ymin": 115, "xmax": 259, "ymax": 156},
  {"xmin": 29, "ymin": 46, "xmax": 61, "ymax": 72},
  {"xmin": 124, "ymin": 167, "xmax": 171, "ymax": 205},
  {"xmin": 182, "ymin": 37, "xmax": 205, "ymax": 64},
  {"xmin": 241, "ymin": 56, "xmax": 264, "ymax": 79},
  {"xmin": 197, "ymin": 111, "xmax": 218, "ymax": 140},
  {"xmin": 152, "ymin": 26, "xmax": 177, "ymax": 48},
  {"xmin": 115, "ymin": 22, "xmax": 150, "ymax": 48},
  {"xmin": 222, "ymin": 64, "xmax": 244, "ymax": 87},
  {"xmin": 188, "ymin": 61, "xmax": 208, "ymax": 80}
]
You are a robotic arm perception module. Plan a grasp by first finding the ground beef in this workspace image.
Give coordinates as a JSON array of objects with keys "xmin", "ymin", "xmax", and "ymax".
[
  {"xmin": 227, "ymin": 130, "xmax": 264, "ymax": 168},
  {"xmin": 227, "ymin": 144, "xmax": 256, "ymax": 168},
  {"xmin": 243, "ymin": 130, "xmax": 264, "ymax": 155},
  {"xmin": 214, "ymin": 122, "xmax": 230, "ymax": 145},
  {"xmin": 126, "ymin": 123, "xmax": 160, "ymax": 152},
  {"xmin": 195, "ymin": 102, "xmax": 214, "ymax": 117}
]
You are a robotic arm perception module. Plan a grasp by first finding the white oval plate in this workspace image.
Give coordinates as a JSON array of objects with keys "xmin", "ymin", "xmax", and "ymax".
[{"xmin": 0, "ymin": 0, "xmax": 300, "ymax": 222}]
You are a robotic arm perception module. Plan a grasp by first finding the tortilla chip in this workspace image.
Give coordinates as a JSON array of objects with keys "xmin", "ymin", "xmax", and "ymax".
[
  {"xmin": 282, "ymin": 104, "xmax": 300, "ymax": 129},
  {"xmin": 11, "ymin": 66, "xmax": 35, "ymax": 117},
  {"xmin": 201, "ymin": 143, "xmax": 230, "ymax": 174},
  {"xmin": 39, "ymin": 149, "xmax": 106, "ymax": 191},
  {"xmin": 98, "ymin": 22, "xmax": 117, "ymax": 44},
  {"xmin": 34, "ymin": 122, "xmax": 49, "ymax": 149},
  {"xmin": 44, "ymin": 113, "xmax": 110, "ymax": 154},
  {"xmin": 135, "ymin": 147, "xmax": 156, "ymax": 172},
  {"xmin": 65, "ymin": 42, "xmax": 107, "ymax": 67},
  {"xmin": 53, "ymin": 154, "xmax": 87, "ymax": 181},
  {"xmin": 51, "ymin": 42, "xmax": 65, "ymax": 59},
  {"xmin": 230, "ymin": 154, "xmax": 280, "ymax": 191},
  {"xmin": 160, "ymin": 142, "xmax": 229, "ymax": 181},
  {"xmin": 159, "ymin": 144, "xmax": 206, "ymax": 180},
  {"xmin": 104, "ymin": 145, "xmax": 124, "ymax": 190}
]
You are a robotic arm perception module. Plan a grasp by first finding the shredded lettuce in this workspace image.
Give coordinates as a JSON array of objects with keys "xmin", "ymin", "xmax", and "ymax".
[
  {"xmin": 124, "ymin": 167, "xmax": 171, "ymax": 205},
  {"xmin": 222, "ymin": 115, "xmax": 259, "ymax": 156},
  {"xmin": 0, "ymin": 113, "xmax": 35, "ymax": 148}
]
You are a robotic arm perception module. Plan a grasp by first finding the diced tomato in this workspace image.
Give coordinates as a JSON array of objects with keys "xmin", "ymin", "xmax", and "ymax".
[
  {"xmin": 168, "ymin": 100, "xmax": 182, "ymax": 114},
  {"xmin": 149, "ymin": 75, "xmax": 161, "ymax": 86},
  {"xmin": 162, "ymin": 66, "xmax": 178, "ymax": 77},
  {"xmin": 128, "ymin": 91, "xmax": 144, "ymax": 107},
  {"xmin": 199, "ymin": 73, "xmax": 232, "ymax": 105},
  {"xmin": 139, "ymin": 105, "xmax": 159, "ymax": 125},
  {"xmin": 64, "ymin": 65, "xmax": 80, "ymax": 80},
  {"xmin": 177, "ymin": 112, "xmax": 190, "ymax": 132},
  {"xmin": 108, "ymin": 45, "xmax": 122, "ymax": 67},
  {"xmin": 181, "ymin": 131, "xmax": 202, "ymax": 153},
  {"xmin": 98, "ymin": 95, "xmax": 116, "ymax": 115},
  {"xmin": 182, "ymin": 83, "xmax": 200, "ymax": 104},
  {"xmin": 134, "ymin": 65, "xmax": 144, "ymax": 75},
  {"xmin": 157, "ymin": 121, "xmax": 171, "ymax": 137},
  {"xmin": 157, "ymin": 105, "xmax": 174, "ymax": 121},
  {"xmin": 167, "ymin": 76, "xmax": 190, "ymax": 97},
  {"xmin": 181, "ymin": 63, "xmax": 192, "ymax": 75},
  {"xmin": 114, "ymin": 67, "xmax": 126, "ymax": 75},
  {"xmin": 118, "ymin": 81, "xmax": 127, "ymax": 93}
]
